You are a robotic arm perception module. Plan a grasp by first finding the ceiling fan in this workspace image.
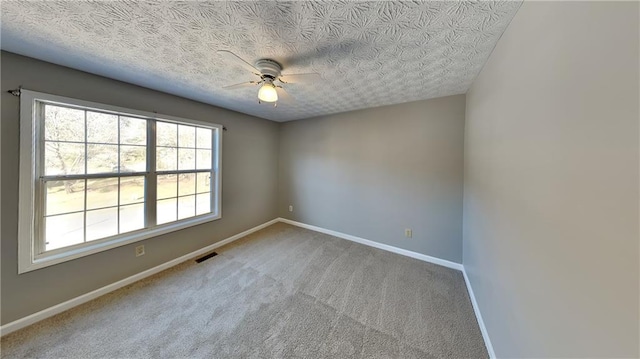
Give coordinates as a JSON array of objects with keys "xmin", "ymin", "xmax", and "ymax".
[{"xmin": 217, "ymin": 50, "xmax": 321, "ymax": 106}]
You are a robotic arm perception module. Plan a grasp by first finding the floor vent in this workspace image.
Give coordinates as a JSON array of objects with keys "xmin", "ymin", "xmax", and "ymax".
[{"xmin": 195, "ymin": 251, "xmax": 218, "ymax": 263}]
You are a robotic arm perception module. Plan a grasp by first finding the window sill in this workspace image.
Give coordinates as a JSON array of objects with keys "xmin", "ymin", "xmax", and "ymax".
[{"xmin": 20, "ymin": 214, "xmax": 221, "ymax": 274}]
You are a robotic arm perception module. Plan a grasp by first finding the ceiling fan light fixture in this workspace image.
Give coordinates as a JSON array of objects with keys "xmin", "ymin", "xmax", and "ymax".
[
  {"xmin": 258, "ymin": 81, "xmax": 278, "ymax": 102},
  {"xmin": 218, "ymin": 50, "xmax": 319, "ymax": 106}
]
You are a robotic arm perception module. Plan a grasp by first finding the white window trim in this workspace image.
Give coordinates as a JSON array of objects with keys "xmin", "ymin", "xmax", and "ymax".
[{"xmin": 18, "ymin": 89, "xmax": 223, "ymax": 274}]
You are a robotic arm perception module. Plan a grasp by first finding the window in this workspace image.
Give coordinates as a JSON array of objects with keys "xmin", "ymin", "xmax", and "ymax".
[{"xmin": 18, "ymin": 90, "xmax": 222, "ymax": 273}]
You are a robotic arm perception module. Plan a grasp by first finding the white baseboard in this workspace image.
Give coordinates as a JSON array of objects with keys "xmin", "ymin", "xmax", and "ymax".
[
  {"xmin": 463, "ymin": 270, "xmax": 496, "ymax": 359},
  {"xmin": 277, "ymin": 218, "xmax": 464, "ymax": 271},
  {"xmin": 0, "ymin": 218, "xmax": 279, "ymax": 337}
]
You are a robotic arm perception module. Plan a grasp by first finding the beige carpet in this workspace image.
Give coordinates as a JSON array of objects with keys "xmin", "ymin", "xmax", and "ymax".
[{"xmin": 1, "ymin": 223, "xmax": 487, "ymax": 358}]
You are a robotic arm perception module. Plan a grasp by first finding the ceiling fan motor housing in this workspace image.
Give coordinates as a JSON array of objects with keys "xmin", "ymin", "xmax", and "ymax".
[{"xmin": 255, "ymin": 59, "xmax": 282, "ymax": 79}]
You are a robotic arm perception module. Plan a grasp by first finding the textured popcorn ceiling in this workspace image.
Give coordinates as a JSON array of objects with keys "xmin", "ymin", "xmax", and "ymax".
[{"xmin": 1, "ymin": 1, "xmax": 521, "ymax": 122}]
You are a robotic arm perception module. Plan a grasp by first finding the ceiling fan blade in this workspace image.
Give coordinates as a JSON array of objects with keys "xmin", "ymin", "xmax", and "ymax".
[
  {"xmin": 217, "ymin": 50, "xmax": 260, "ymax": 75},
  {"xmin": 276, "ymin": 86, "xmax": 294, "ymax": 102},
  {"xmin": 279, "ymin": 73, "xmax": 321, "ymax": 84},
  {"xmin": 223, "ymin": 81, "xmax": 259, "ymax": 90}
]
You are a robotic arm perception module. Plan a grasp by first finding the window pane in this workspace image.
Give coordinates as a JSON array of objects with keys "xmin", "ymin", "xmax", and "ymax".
[
  {"xmin": 44, "ymin": 105, "xmax": 84, "ymax": 142},
  {"xmin": 87, "ymin": 112, "xmax": 118, "ymax": 143},
  {"xmin": 120, "ymin": 145, "xmax": 146, "ymax": 172},
  {"xmin": 120, "ymin": 203, "xmax": 144, "ymax": 233},
  {"xmin": 45, "ymin": 212, "xmax": 84, "ymax": 251},
  {"xmin": 196, "ymin": 128, "xmax": 212, "ymax": 149},
  {"xmin": 157, "ymin": 122, "xmax": 177, "ymax": 147},
  {"xmin": 87, "ymin": 178, "xmax": 118, "ymax": 210},
  {"xmin": 120, "ymin": 176, "xmax": 145, "ymax": 205},
  {"xmin": 45, "ymin": 180, "xmax": 85, "ymax": 216},
  {"xmin": 178, "ymin": 173, "xmax": 196, "ymax": 196},
  {"xmin": 44, "ymin": 142, "xmax": 85, "ymax": 175},
  {"xmin": 87, "ymin": 144, "xmax": 118, "ymax": 174},
  {"xmin": 86, "ymin": 207, "xmax": 118, "ymax": 241},
  {"xmin": 178, "ymin": 125, "xmax": 195, "ymax": 148},
  {"xmin": 120, "ymin": 117, "xmax": 146, "ymax": 145},
  {"xmin": 178, "ymin": 195, "xmax": 195, "ymax": 219},
  {"xmin": 196, "ymin": 149, "xmax": 211, "ymax": 170},
  {"xmin": 157, "ymin": 198, "xmax": 177, "ymax": 224},
  {"xmin": 196, "ymin": 173, "xmax": 210, "ymax": 193},
  {"xmin": 178, "ymin": 148, "xmax": 195, "ymax": 170},
  {"xmin": 157, "ymin": 174, "xmax": 177, "ymax": 199},
  {"xmin": 156, "ymin": 147, "xmax": 177, "ymax": 171},
  {"xmin": 196, "ymin": 193, "xmax": 211, "ymax": 215}
]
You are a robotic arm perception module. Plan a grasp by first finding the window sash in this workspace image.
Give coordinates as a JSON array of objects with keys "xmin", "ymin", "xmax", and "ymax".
[
  {"xmin": 36, "ymin": 176, "xmax": 149, "ymax": 258},
  {"xmin": 18, "ymin": 89, "xmax": 222, "ymax": 273}
]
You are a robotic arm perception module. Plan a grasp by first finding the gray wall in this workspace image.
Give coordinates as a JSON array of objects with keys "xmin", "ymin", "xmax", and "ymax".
[
  {"xmin": 279, "ymin": 95, "xmax": 466, "ymax": 263},
  {"xmin": 1, "ymin": 52, "xmax": 280, "ymax": 324},
  {"xmin": 463, "ymin": 2, "xmax": 639, "ymax": 357}
]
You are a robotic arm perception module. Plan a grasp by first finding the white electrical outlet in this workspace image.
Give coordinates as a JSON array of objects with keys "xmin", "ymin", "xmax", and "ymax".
[
  {"xmin": 405, "ymin": 229, "xmax": 412, "ymax": 238},
  {"xmin": 288, "ymin": 205, "xmax": 293, "ymax": 212},
  {"xmin": 135, "ymin": 245, "xmax": 145, "ymax": 257}
]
